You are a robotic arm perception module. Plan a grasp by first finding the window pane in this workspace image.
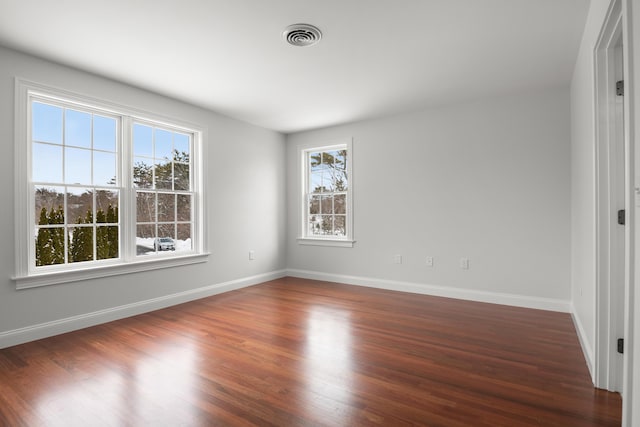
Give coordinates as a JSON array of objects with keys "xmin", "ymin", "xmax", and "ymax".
[
  {"xmin": 320, "ymin": 195, "xmax": 333, "ymax": 214},
  {"xmin": 34, "ymin": 186, "xmax": 65, "ymax": 225},
  {"xmin": 96, "ymin": 226, "xmax": 119, "ymax": 260},
  {"xmin": 67, "ymin": 187, "xmax": 93, "ymax": 225},
  {"xmin": 155, "ymin": 129, "xmax": 173, "ymax": 159},
  {"xmin": 323, "ymin": 171, "xmax": 335, "ymax": 192},
  {"xmin": 177, "ymin": 194, "xmax": 191, "ymax": 222},
  {"xmin": 155, "ymin": 159, "xmax": 172, "ymax": 190},
  {"xmin": 136, "ymin": 224, "xmax": 155, "ymax": 255},
  {"xmin": 136, "ymin": 192, "xmax": 155, "ymax": 223},
  {"xmin": 65, "ymin": 147, "xmax": 91, "ymax": 185},
  {"xmin": 176, "ymin": 223, "xmax": 191, "ymax": 252},
  {"xmin": 68, "ymin": 226, "xmax": 94, "ymax": 263},
  {"xmin": 310, "ymin": 215, "xmax": 334, "ymax": 236},
  {"xmin": 334, "ymin": 194, "xmax": 346, "ymax": 214},
  {"xmin": 334, "ymin": 215, "xmax": 346, "ymax": 236},
  {"xmin": 94, "ymin": 115, "xmax": 116, "ymax": 152},
  {"xmin": 35, "ymin": 227, "xmax": 65, "ymax": 266},
  {"xmin": 322, "ymin": 153, "xmax": 333, "ymax": 171},
  {"xmin": 309, "ymin": 152, "xmax": 322, "ymax": 172},
  {"xmin": 309, "ymin": 195, "xmax": 320, "ymax": 215},
  {"xmin": 158, "ymin": 223, "xmax": 175, "ymax": 240},
  {"xmin": 133, "ymin": 124, "xmax": 153, "ymax": 157},
  {"xmin": 32, "ymin": 102, "xmax": 63, "ymax": 144},
  {"xmin": 325, "ymin": 151, "xmax": 339, "ymax": 167},
  {"xmin": 323, "ymin": 168, "xmax": 337, "ymax": 192},
  {"xmin": 65, "ymin": 109, "xmax": 91, "ymax": 148},
  {"xmin": 321, "ymin": 215, "xmax": 334, "ymax": 235},
  {"xmin": 310, "ymin": 172, "xmax": 323, "ymax": 193},
  {"xmin": 93, "ymin": 151, "xmax": 116, "ymax": 186},
  {"xmin": 174, "ymin": 163, "xmax": 190, "ymax": 191},
  {"xmin": 335, "ymin": 150, "xmax": 347, "ymax": 170},
  {"xmin": 309, "ymin": 215, "xmax": 321, "ymax": 236},
  {"xmin": 174, "ymin": 133, "xmax": 190, "ymax": 156},
  {"xmin": 133, "ymin": 158, "xmax": 153, "ymax": 188},
  {"xmin": 173, "ymin": 149, "xmax": 189, "ymax": 163},
  {"xmin": 96, "ymin": 190, "xmax": 119, "ymax": 223},
  {"xmin": 335, "ymin": 169, "xmax": 348, "ymax": 191},
  {"xmin": 157, "ymin": 193, "xmax": 175, "ymax": 222},
  {"xmin": 33, "ymin": 143, "xmax": 63, "ymax": 183},
  {"xmin": 95, "ymin": 198, "xmax": 109, "ymax": 224}
]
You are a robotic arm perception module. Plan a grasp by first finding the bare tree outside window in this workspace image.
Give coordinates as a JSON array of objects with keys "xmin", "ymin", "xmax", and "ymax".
[
  {"xmin": 133, "ymin": 123, "xmax": 192, "ymax": 255},
  {"xmin": 307, "ymin": 148, "xmax": 348, "ymax": 237}
]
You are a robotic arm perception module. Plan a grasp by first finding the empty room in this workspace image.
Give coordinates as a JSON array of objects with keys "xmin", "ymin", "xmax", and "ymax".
[{"xmin": 0, "ymin": 0, "xmax": 639, "ymax": 426}]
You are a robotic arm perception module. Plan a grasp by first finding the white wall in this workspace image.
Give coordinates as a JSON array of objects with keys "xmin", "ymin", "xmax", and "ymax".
[
  {"xmin": 0, "ymin": 46, "xmax": 287, "ymax": 345},
  {"xmin": 286, "ymin": 89, "xmax": 571, "ymax": 309}
]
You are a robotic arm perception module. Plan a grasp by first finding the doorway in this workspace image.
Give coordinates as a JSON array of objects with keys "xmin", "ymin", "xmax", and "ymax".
[{"xmin": 594, "ymin": 0, "xmax": 626, "ymax": 394}]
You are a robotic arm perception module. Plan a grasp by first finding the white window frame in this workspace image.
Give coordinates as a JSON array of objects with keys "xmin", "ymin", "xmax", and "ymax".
[
  {"xmin": 13, "ymin": 79, "xmax": 207, "ymax": 289},
  {"xmin": 297, "ymin": 138, "xmax": 354, "ymax": 247}
]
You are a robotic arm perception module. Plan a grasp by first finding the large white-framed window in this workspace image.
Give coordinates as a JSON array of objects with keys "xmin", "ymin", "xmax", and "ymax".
[
  {"xmin": 298, "ymin": 139, "xmax": 354, "ymax": 247},
  {"xmin": 14, "ymin": 79, "xmax": 206, "ymax": 289}
]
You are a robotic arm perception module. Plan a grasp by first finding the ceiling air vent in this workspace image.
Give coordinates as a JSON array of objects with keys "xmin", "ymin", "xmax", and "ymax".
[{"xmin": 283, "ymin": 24, "xmax": 322, "ymax": 47}]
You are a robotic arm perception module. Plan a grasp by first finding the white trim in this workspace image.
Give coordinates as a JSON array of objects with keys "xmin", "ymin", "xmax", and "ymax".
[
  {"xmin": 297, "ymin": 238, "xmax": 355, "ymax": 248},
  {"xmin": 572, "ymin": 304, "xmax": 596, "ymax": 380},
  {"xmin": 14, "ymin": 78, "xmax": 29, "ymax": 282},
  {"xmin": 0, "ymin": 269, "xmax": 287, "ymax": 349},
  {"xmin": 13, "ymin": 252, "xmax": 210, "ymax": 289},
  {"xmin": 286, "ymin": 269, "xmax": 571, "ymax": 313}
]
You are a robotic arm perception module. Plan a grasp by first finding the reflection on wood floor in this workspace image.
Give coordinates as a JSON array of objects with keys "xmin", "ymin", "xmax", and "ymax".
[{"xmin": 0, "ymin": 277, "xmax": 622, "ymax": 426}]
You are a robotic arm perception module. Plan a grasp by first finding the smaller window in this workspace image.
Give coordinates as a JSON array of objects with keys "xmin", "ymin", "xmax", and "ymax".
[{"xmin": 299, "ymin": 139, "xmax": 354, "ymax": 247}]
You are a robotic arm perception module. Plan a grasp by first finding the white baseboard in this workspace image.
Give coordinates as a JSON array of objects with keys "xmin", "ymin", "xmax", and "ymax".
[
  {"xmin": 570, "ymin": 304, "xmax": 595, "ymax": 383},
  {"xmin": 286, "ymin": 269, "xmax": 572, "ymax": 313},
  {"xmin": 0, "ymin": 269, "xmax": 287, "ymax": 349},
  {"xmin": 0, "ymin": 268, "xmax": 573, "ymax": 350}
]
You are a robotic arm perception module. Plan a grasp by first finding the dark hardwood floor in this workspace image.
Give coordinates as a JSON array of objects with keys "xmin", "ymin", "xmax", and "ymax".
[{"xmin": 0, "ymin": 277, "xmax": 622, "ymax": 426}]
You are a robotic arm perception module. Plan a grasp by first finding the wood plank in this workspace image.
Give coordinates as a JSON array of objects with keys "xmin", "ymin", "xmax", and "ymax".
[{"xmin": 0, "ymin": 278, "xmax": 622, "ymax": 426}]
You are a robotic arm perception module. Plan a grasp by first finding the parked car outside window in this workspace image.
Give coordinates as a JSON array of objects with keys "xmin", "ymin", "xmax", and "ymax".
[{"xmin": 154, "ymin": 237, "xmax": 175, "ymax": 251}]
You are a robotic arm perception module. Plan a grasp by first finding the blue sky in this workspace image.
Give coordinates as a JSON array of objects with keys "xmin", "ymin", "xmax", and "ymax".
[
  {"xmin": 31, "ymin": 101, "xmax": 190, "ymax": 187},
  {"xmin": 32, "ymin": 101, "xmax": 117, "ymax": 186}
]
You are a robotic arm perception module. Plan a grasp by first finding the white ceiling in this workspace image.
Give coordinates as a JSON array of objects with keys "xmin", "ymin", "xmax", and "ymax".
[{"xmin": 0, "ymin": 0, "xmax": 589, "ymax": 134}]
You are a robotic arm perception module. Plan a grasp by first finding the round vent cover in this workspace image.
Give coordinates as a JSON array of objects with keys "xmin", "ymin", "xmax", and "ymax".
[{"xmin": 283, "ymin": 24, "xmax": 322, "ymax": 47}]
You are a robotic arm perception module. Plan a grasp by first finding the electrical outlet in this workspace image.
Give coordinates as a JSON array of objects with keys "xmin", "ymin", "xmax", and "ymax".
[
  {"xmin": 394, "ymin": 254, "xmax": 402, "ymax": 264},
  {"xmin": 426, "ymin": 256, "xmax": 434, "ymax": 267},
  {"xmin": 460, "ymin": 257, "xmax": 469, "ymax": 270},
  {"xmin": 249, "ymin": 250, "xmax": 255, "ymax": 260}
]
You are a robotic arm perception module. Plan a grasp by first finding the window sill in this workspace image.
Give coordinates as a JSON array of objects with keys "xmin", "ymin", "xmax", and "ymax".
[
  {"xmin": 13, "ymin": 253, "xmax": 210, "ymax": 290},
  {"xmin": 297, "ymin": 238, "xmax": 355, "ymax": 248}
]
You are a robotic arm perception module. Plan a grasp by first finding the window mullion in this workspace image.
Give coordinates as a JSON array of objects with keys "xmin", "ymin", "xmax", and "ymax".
[
  {"xmin": 64, "ymin": 190, "xmax": 69, "ymax": 264},
  {"xmin": 121, "ymin": 115, "xmax": 135, "ymax": 262},
  {"xmin": 92, "ymin": 190, "xmax": 97, "ymax": 262}
]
